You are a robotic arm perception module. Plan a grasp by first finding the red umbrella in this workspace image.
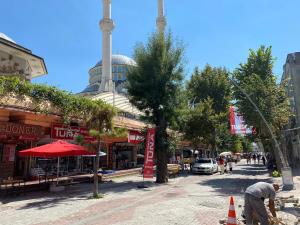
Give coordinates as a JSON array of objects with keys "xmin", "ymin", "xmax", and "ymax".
[
  {"xmin": 18, "ymin": 140, "xmax": 93, "ymax": 158},
  {"xmin": 19, "ymin": 140, "xmax": 94, "ymax": 183}
]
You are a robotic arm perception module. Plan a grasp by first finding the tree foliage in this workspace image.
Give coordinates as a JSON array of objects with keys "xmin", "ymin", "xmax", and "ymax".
[
  {"xmin": 126, "ymin": 32, "xmax": 185, "ymax": 183},
  {"xmin": 185, "ymin": 65, "xmax": 232, "ymax": 153},
  {"xmin": 233, "ymin": 46, "xmax": 291, "ymax": 139},
  {"xmin": 0, "ymin": 76, "xmax": 112, "ymax": 123}
]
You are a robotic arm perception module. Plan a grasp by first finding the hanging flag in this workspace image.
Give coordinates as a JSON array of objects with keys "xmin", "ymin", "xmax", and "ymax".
[
  {"xmin": 143, "ymin": 128, "xmax": 156, "ymax": 179},
  {"xmin": 229, "ymin": 106, "xmax": 253, "ymax": 135}
]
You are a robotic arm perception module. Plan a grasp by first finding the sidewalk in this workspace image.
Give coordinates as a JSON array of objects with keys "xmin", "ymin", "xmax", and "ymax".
[{"xmin": 272, "ymin": 168, "xmax": 300, "ymax": 224}]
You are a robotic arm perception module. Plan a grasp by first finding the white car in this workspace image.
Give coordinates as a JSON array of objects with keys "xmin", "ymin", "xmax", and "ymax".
[{"xmin": 192, "ymin": 158, "xmax": 218, "ymax": 174}]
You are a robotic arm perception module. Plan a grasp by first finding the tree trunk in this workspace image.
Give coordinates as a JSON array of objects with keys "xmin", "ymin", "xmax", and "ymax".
[
  {"xmin": 155, "ymin": 117, "xmax": 168, "ymax": 183},
  {"xmin": 93, "ymin": 139, "xmax": 100, "ymax": 196}
]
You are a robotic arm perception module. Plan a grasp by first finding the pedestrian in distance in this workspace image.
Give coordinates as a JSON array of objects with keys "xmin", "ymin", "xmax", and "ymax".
[
  {"xmin": 257, "ymin": 154, "xmax": 261, "ymax": 165},
  {"xmin": 219, "ymin": 157, "xmax": 225, "ymax": 174},
  {"xmin": 228, "ymin": 159, "xmax": 233, "ymax": 174},
  {"xmin": 262, "ymin": 156, "xmax": 266, "ymax": 166},
  {"xmin": 244, "ymin": 182, "xmax": 279, "ymax": 225},
  {"xmin": 246, "ymin": 154, "xmax": 251, "ymax": 164},
  {"xmin": 252, "ymin": 154, "xmax": 257, "ymax": 164}
]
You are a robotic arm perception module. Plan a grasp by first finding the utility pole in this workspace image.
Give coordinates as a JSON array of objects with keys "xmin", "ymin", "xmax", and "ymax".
[{"xmin": 229, "ymin": 77, "xmax": 294, "ymax": 190}]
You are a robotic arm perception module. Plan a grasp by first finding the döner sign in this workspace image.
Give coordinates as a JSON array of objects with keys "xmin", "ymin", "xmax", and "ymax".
[{"xmin": 0, "ymin": 122, "xmax": 43, "ymax": 138}]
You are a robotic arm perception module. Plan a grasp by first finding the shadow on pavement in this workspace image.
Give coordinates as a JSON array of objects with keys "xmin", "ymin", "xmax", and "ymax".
[
  {"xmin": 199, "ymin": 163, "xmax": 272, "ymax": 196},
  {"xmin": 199, "ymin": 177, "xmax": 272, "ymax": 196},
  {"xmin": 1, "ymin": 179, "xmax": 156, "ymax": 209}
]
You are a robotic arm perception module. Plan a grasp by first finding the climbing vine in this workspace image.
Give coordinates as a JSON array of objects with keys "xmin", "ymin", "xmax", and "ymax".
[{"xmin": 0, "ymin": 76, "xmax": 116, "ymax": 124}]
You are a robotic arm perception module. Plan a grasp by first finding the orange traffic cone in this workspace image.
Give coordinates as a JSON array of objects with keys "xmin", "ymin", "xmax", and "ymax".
[{"xmin": 227, "ymin": 196, "xmax": 237, "ymax": 225}]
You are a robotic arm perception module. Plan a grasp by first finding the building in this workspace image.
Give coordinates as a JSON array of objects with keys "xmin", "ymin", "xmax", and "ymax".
[
  {"xmin": 0, "ymin": 33, "xmax": 47, "ymax": 80},
  {"xmin": 281, "ymin": 52, "xmax": 300, "ymax": 167},
  {"xmin": 0, "ymin": 33, "xmax": 53, "ymax": 179},
  {"xmin": 79, "ymin": 54, "xmax": 136, "ymax": 96}
]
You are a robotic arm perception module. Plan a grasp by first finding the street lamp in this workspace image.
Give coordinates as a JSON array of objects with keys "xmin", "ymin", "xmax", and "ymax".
[{"xmin": 229, "ymin": 77, "xmax": 294, "ymax": 190}]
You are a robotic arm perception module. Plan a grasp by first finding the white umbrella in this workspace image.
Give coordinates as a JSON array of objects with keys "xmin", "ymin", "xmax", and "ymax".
[
  {"xmin": 137, "ymin": 154, "xmax": 144, "ymax": 158},
  {"xmin": 219, "ymin": 151, "xmax": 232, "ymax": 156},
  {"xmin": 82, "ymin": 151, "xmax": 107, "ymax": 157}
]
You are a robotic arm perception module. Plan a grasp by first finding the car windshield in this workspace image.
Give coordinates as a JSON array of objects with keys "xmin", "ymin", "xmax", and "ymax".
[{"xmin": 196, "ymin": 159, "xmax": 211, "ymax": 164}]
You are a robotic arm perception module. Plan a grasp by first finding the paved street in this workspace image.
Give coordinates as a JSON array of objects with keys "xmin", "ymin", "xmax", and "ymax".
[{"xmin": 0, "ymin": 161, "xmax": 298, "ymax": 225}]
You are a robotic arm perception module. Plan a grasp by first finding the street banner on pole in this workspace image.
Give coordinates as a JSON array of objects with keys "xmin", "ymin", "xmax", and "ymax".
[
  {"xmin": 143, "ymin": 128, "xmax": 155, "ymax": 179},
  {"xmin": 229, "ymin": 106, "xmax": 253, "ymax": 135}
]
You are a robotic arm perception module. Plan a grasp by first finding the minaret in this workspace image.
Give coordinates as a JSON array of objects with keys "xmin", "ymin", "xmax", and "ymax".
[
  {"xmin": 156, "ymin": 0, "xmax": 166, "ymax": 33},
  {"xmin": 99, "ymin": 0, "xmax": 114, "ymax": 92}
]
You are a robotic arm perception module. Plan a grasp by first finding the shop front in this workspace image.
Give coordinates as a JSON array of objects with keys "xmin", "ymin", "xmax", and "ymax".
[
  {"xmin": 106, "ymin": 130, "xmax": 144, "ymax": 170},
  {"xmin": 0, "ymin": 121, "xmax": 44, "ymax": 179}
]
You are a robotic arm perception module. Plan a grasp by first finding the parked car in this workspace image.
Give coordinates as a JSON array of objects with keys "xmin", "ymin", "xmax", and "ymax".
[{"xmin": 192, "ymin": 158, "xmax": 218, "ymax": 174}]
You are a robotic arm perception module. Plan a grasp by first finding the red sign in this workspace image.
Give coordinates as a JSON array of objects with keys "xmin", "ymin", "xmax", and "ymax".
[
  {"xmin": 143, "ymin": 128, "xmax": 155, "ymax": 179},
  {"xmin": 128, "ymin": 130, "xmax": 144, "ymax": 144},
  {"xmin": 51, "ymin": 124, "xmax": 95, "ymax": 141}
]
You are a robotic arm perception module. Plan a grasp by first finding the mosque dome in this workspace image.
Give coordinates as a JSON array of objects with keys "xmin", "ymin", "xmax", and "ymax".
[
  {"xmin": 95, "ymin": 54, "xmax": 136, "ymax": 67},
  {"xmin": 0, "ymin": 33, "xmax": 16, "ymax": 43}
]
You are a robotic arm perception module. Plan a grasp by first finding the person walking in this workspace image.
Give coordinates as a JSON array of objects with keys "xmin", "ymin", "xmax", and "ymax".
[
  {"xmin": 244, "ymin": 182, "xmax": 279, "ymax": 225},
  {"xmin": 228, "ymin": 159, "xmax": 233, "ymax": 174},
  {"xmin": 246, "ymin": 154, "xmax": 251, "ymax": 164},
  {"xmin": 219, "ymin": 157, "xmax": 225, "ymax": 174},
  {"xmin": 252, "ymin": 154, "xmax": 257, "ymax": 164},
  {"xmin": 257, "ymin": 154, "xmax": 261, "ymax": 164},
  {"xmin": 262, "ymin": 155, "xmax": 266, "ymax": 166}
]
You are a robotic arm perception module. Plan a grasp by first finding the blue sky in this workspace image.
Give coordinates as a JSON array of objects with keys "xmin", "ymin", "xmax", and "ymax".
[{"xmin": 1, "ymin": 0, "xmax": 299, "ymax": 93}]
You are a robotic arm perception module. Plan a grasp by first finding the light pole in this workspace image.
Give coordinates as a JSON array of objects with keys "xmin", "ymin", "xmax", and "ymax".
[{"xmin": 229, "ymin": 77, "xmax": 294, "ymax": 190}]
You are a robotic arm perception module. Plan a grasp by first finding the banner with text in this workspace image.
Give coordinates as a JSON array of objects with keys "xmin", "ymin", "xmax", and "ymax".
[
  {"xmin": 229, "ymin": 106, "xmax": 254, "ymax": 135},
  {"xmin": 128, "ymin": 130, "xmax": 144, "ymax": 144},
  {"xmin": 51, "ymin": 124, "xmax": 95, "ymax": 141},
  {"xmin": 143, "ymin": 128, "xmax": 156, "ymax": 179}
]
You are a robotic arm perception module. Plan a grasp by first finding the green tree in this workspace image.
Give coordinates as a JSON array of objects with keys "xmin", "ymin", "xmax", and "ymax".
[
  {"xmin": 126, "ymin": 32, "xmax": 185, "ymax": 183},
  {"xmin": 84, "ymin": 103, "xmax": 117, "ymax": 197},
  {"xmin": 185, "ymin": 65, "xmax": 232, "ymax": 153},
  {"xmin": 187, "ymin": 65, "xmax": 231, "ymax": 113},
  {"xmin": 232, "ymin": 136, "xmax": 243, "ymax": 153},
  {"xmin": 184, "ymin": 98, "xmax": 216, "ymax": 148},
  {"xmin": 233, "ymin": 46, "xmax": 291, "ymax": 165}
]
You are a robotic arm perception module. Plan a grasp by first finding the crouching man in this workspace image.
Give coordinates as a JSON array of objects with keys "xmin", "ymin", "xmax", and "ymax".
[{"xmin": 244, "ymin": 182, "xmax": 280, "ymax": 225}]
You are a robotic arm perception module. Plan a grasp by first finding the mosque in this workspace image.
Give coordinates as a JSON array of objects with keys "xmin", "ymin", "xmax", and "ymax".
[
  {"xmin": 79, "ymin": 0, "xmax": 166, "ymax": 119},
  {"xmin": 79, "ymin": 54, "xmax": 136, "ymax": 96}
]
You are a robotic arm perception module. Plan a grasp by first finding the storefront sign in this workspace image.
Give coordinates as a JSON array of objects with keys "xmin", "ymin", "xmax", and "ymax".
[
  {"xmin": 51, "ymin": 124, "xmax": 95, "ymax": 141},
  {"xmin": 0, "ymin": 122, "xmax": 43, "ymax": 138},
  {"xmin": 128, "ymin": 130, "xmax": 144, "ymax": 144},
  {"xmin": 143, "ymin": 128, "xmax": 155, "ymax": 179}
]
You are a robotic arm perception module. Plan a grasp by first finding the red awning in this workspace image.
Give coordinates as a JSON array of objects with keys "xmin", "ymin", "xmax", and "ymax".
[{"xmin": 18, "ymin": 140, "xmax": 93, "ymax": 158}]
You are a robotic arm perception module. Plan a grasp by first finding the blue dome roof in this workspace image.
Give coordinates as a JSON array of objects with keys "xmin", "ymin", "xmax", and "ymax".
[
  {"xmin": 95, "ymin": 54, "xmax": 136, "ymax": 67},
  {"xmin": 80, "ymin": 83, "xmax": 100, "ymax": 93}
]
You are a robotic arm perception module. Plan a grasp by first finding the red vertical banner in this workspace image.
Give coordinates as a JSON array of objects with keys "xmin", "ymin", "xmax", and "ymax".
[
  {"xmin": 143, "ymin": 128, "xmax": 156, "ymax": 179},
  {"xmin": 229, "ymin": 106, "xmax": 236, "ymax": 134}
]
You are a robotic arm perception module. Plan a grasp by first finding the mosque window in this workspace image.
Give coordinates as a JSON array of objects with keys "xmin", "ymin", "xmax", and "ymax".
[
  {"xmin": 118, "ymin": 65, "xmax": 123, "ymax": 73},
  {"xmin": 114, "ymin": 74, "xmax": 118, "ymax": 81},
  {"xmin": 112, "ymin": 66, "xmax": 117, "ymax": 73},
  {"xmin": 118, "ymin": 73, "xmax": 122, "ymax": 80}
]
